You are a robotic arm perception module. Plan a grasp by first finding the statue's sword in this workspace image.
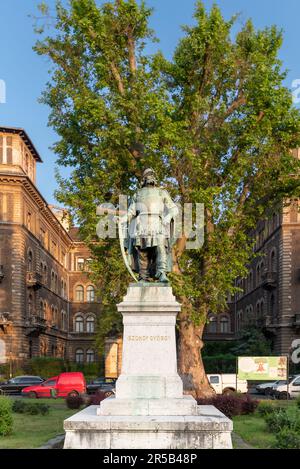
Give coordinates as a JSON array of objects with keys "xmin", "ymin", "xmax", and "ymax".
[{"xmin": 118, "ymin": 217, "xmax": 138, "ymax": 283}]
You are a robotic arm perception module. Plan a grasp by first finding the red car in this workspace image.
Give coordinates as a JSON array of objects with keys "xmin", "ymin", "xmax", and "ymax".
[{"xmin": 22, "ymin": 372, "xmax": 86, "ymax": 398}]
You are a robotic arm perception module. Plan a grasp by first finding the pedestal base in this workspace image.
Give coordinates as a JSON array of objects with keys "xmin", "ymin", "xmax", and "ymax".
[{"xmin": 64, "ymin": 405, "xmax": 233, "ymax": 449}]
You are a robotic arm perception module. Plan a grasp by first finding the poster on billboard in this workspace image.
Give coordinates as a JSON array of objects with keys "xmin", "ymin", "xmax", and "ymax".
[{"xmin": 237, "ymin": 356, "xmax": 288, "ymax": 380}]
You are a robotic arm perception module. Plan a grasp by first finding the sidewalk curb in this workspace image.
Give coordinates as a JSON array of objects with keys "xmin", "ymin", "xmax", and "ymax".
[{"xmin": 38, "ymin": 434, "xmax": 65, "ymax": 449}]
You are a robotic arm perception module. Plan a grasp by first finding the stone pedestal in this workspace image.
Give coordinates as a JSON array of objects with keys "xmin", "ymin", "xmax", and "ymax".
[{"xmin": 64, "ymin": 284, "xmax": 232, "ymax": 449}]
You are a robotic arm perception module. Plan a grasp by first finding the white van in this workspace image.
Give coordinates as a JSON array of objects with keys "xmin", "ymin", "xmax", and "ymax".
[
  {"xmin": 207, "ymin": 374, "xmax": 248, "ymax": 394},
  {"xmin": 273, "ymin": 374, "xmax": 300, "ymax": 399}
]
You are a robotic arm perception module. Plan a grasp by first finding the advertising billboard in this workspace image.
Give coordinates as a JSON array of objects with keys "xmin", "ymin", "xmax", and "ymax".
[{"xmin": 237, "ymin": 356, "xmax": 288, "ymax": 380}]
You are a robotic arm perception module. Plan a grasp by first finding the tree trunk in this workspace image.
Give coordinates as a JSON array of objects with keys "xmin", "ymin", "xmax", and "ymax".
[{"xmin": 177, "ymin": 305, "xmax": 215, "ymax": 399}]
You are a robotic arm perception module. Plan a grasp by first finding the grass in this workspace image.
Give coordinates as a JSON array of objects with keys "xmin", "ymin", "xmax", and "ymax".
[
  {"xmin": 233, "ymin": 399, "xmax": 298, "ymax": 449},
  {"xmin": 0, "ymin": 398, "xmax": 79, "ymax": 449}
]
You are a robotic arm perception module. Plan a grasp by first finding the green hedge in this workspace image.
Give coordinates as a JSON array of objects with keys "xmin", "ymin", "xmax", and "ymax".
[
  {"xmin": 202, "ymin": 354, "xmax": 236, "ymax": 373},
  {"xmin": 0, "ymin": 397, "xmax": 13, "ymax": 436}
]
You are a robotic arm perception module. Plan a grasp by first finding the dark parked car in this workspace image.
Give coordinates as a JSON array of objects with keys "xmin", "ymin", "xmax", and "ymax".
[
  {"xmin": 0, "ymin": 376, "xmax": 44, "ymax": 395},
  {"xmin": 86, "ymin": 377, "xmax": 116, "ymax": 396}
]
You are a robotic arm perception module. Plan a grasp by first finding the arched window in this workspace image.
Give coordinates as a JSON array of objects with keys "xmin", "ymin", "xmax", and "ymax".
[
  {"xmin": 220, "ymin": 315, "xmax": 230, "ymax": 333},
  {"xmin": 28, "ymin": 294, "xmax": 33, "ymax": 316},
  {"xmin": 249, "ymin": 271, "xmax": 253, "ymax": 291},
  {"xmin": 256, "ymin": 264, "xmax": 260, "ymax": 285},
  {"xmin": 86, "ymin": 315, "xmax": 95, "ymax": 333},
  {"xmin": 75, "ymin": 315, "xmax": 84, "ymax": 333},
  {"xmin": 28, "ymin": 250, "xmax": 33, "ymax": 271},
  {"xmin": 75, "ymin": 285, "xmax": 84, "ymax": 302},
  {"xmin": 61, "ymin": 310, "xmax": 66, "ymax": 331},
  {"xmin": 207, "ymin": 315, "xmax": 217, "ymax": 333},
  {"xmin": 61, "ymin": 279, "xmax": 64, "ymax": 297},
  {"xmin": 43, "ymin": 264, "xmax": 47, "ymax": 285},
  {"xmin": 86, "ymin": 349, "xmax": 95, "ymax": 363},
  {"xmin": 51, "ymin": 271, "xmax": 55, "ymax": 290},
  {"xmin": 237, "ymin": 310, "xmax": 243, "ymax": 331},
  {"xmin": 271, "ymin": 250, "xmax": 277, "ymax": 272},
  {"xmin": 87, "ymin": 285, "xmax": 95, "ymax": 302},
  {"xmin": 75, "ymin": 348, "xmax": 84, "ymax": 363}
]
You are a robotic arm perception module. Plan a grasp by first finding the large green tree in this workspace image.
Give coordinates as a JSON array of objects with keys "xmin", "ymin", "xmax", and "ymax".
[{"xmin": 35, "ymin": 0, "xmax": 300, "ymax": 397}]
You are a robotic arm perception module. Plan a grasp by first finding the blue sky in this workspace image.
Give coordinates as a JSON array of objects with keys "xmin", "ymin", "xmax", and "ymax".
[{"xmin": 1, "ymin": 0, "xmax": 300, "ymax": 204}]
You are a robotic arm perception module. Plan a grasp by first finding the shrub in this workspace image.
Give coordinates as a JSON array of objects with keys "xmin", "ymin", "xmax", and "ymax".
[
  {"xmin": 273, "ymin": 428, "xmax": 300, "ymax": 449},
  {"xmin": 12, "ymin": 400, "xmax": 49, "ymax": 416},
  {"xmin": 197, "ymin": 393, "xmax": 257, "ymax": 419},
  {"xmin": 12, "ymin": 400, "xmax": 27, "ymax": 414},
  {"xmin": 240, "ymin": 393, "xmax": 259, "ymax": 415},
  {"xmin": 0, "ymin": 397, "xmax": 13, "ymax": 436},
  {"xmin": 257, "ymin": 401, "xmax": 282, "ymax": 417},
  {"xmin": 265, "ymin": 409, "xmax": 300, "ymax": 433},
  {"xmin": 65, "ymin": 395, "xmax": 84, "ymax": 410},
  {"xmin": 296, "ymin": 395, "xmax": 300, "ymax": 410}
]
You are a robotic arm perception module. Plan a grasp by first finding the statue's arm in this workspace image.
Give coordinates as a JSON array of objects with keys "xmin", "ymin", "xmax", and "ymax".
[{"xmin": 120, "ymin": 194, "xmax": 137, "ymax": 224}]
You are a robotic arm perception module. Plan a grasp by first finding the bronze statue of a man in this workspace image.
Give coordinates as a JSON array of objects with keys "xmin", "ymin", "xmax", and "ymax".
[{"xmin": 122, "ymin": 168, "xmax": 178, "ymax": 283}]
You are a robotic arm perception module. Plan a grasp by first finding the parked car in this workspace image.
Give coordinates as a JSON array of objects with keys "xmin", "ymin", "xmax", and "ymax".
[
  {"xmin": 21, "ymin": 372, "xmax": 86, "ymax": 398},
  {"xmin": 207, "ymin": 374, "xmax": 248, "ymax": 394},
  {"xmin": 0, "ymin": 376, "xmax": 44, "ymax": 395},
  {"xmin": 256, "ymin": 380, "xmax": 283, "ymax": 395},
  {"xmin": 86, "ymin": 377, "xmax": 116, "ymax": 396},
  {"xmin": 272, "ymin": 375, "xmax": 300, "ymax": 399}
]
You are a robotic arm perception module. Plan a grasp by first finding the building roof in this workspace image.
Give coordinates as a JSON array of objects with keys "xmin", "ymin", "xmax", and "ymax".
[{"xmin": 0, "ymin": 126, "xmax": 43, "ymax": 162}]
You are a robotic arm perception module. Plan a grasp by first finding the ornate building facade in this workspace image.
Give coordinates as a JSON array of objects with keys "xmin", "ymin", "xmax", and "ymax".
[
  {"xmin": 204, "ymin": 149, "xmax": 300, "ymax": 355},
  {"xmin": 0, "ymin": 127, "xmax": 100, "ymax": 368}
]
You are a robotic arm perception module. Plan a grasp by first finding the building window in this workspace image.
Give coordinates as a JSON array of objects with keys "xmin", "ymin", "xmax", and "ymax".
[
  {"xmin": 28, "ymin": 294, "xmax": 33, "ymax": 316},
  {"xmin": 271, "ymin": 250, "xmax": 277, "ymax": 272},
  {"xmin": 75, "ymin": 285, "xmax": 84, "ymax": 302},
  {"xmin": 43, "ymin": 264, "xmax": 47, "ymax": 285},
  {"xmin": 85, "ymin": 258, "xmax": 93, "ymax": 271},
  {"xmin": 61, "ymin": 279, "xmax": 64, "ymax": 297},
  {"xmin": 87, "ymin": 285, "xmax": 95, "ymax": 302},
  {"xmin": 86, "ymin": 316, "xmax": 95, "ymax": 333},
  {"xmin": 40, "ymin": 228, "xmax": 46, "ymax": 246},
  {"xmin": 220, "ymin": 315, "xmax": 230, "ymax": 333},
  {"xmin": 6, "ymin": 136, "xmax": 13, "ymax": 164},
  {"xmin": 27, "ymin": 250, "xmax": 33, "ymax": 271},
  {"xmin": 77, "ymin": 258, "xmax": 85, "ymax": 271},
  {"xmin": 27, "ymin": 212, "xmax": 32, "ymax": 230},
  {"xmin": 75, "ymin": 315, "xmax": 84, "ymax": 333},
  {"xmin": 51, "ymin": 271, "xmax": 55, "ymax": 290},
  {"xmin": 75, "ymin": 349, "xmax": 84, "ymax": 363},
  {"xmin": 43, "ymin": 301, "xmax": 47, "ymax": 320},
  {"xmin": 207, "ymin": 315, "xmax": 217, "ymax": 333},
  {"xmin": 86, "ymin": 349, "xmax": 95, "ymax": 363},
  {"xmin": 51, "ymin": 240, "xmax": 57, "ymax": 257},
  {"xmin": 61, "ymin": 310, "xmax": 67, "ymax": 331}
]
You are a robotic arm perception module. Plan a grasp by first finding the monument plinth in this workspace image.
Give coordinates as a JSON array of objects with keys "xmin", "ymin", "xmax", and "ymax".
[{"xmin": 64, "ymin": 284, "xmax": 233, "ymax": 449}]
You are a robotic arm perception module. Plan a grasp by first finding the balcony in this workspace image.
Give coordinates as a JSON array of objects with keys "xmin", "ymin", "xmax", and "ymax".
[
  {"xmin": 0, "ymin": 312, "xmax": 12, "ymax": 333},
  {"xmin": 25, "ymin": 315, "xmax": 47, "ymax": 335},
  {"xmin": 261, "ymin": 271, "xmax": 277, "ymax": 290},
  {"xmin": 26, "ymin": 271, "xmax": 43, "ymax": 289}
]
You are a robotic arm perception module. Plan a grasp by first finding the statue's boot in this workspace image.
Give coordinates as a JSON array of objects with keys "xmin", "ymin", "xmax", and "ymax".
[{"xmin": 157, "ymin": 272, "xmax": 169, "ymax": 283}]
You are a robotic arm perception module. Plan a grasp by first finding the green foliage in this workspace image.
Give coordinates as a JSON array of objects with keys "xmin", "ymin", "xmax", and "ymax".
[
  {"xmin": 202, "ymin": 354, "xmax": 236, "ymax": 373},
  {"xmin": 33, "ymin": 1, "xmax": 300, "ymax": 357},
  {"xmin": 296, "ymin": 395, "xmax": 300, "ymax": 410},
  {"xmin": 257, "ymin": 401, "xmax": 283, "ymax": 417},
  {"xmin": 264, "ymin": 408, "xmax": 300, "ymax": 433},
  {"xmin": 230, "ymin": 326, "xmax": 272, "ymax": 356},
  {"xmin": 12, "ymin": 400, "xmax": 50, "ymax": 416},
  {"xmin": 273, "ymin": 428, "xmax": 300, "ymax": 449},
  {"xmin": 24, "ymin": 357, "xmax": 66, "ymax": 377},
  {"xmin": 0, "ymin": 397, "xmax": 13, "ymax": 436}
]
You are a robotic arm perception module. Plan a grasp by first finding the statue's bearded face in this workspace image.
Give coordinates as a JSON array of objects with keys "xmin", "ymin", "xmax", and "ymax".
[{"xmin": 142, "ymin": 173, "xmax": 157, "ymax": 187}]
